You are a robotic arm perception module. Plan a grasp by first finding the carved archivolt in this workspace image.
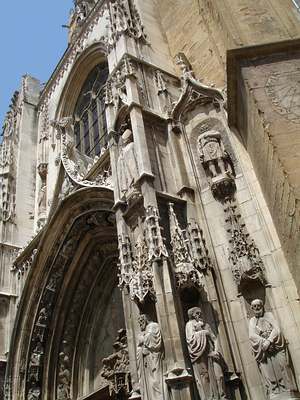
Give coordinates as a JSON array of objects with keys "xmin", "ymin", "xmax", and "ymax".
[
  {"xmin": 56, "ymin": 245, "xmax": 117, "ymax": 400},
  {"xmin": 25, "ymin": 208, "xmax": 115, "ymax": 400}
]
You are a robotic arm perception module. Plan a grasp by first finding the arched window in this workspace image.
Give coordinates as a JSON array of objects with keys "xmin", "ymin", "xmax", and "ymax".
[{"xmin": 73, "ymin": 63, "xmax": 109, "ymax": 157}]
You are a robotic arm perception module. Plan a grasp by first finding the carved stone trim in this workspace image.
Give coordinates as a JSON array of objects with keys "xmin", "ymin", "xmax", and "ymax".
[
  {"xmin": 144, "ymin": 206, "xmax": 168, "ymax": 261},
  {"xmin": 39, "ymin": 4, "xmax": 107, "ymax": 111},
  {"xmin": 118, "ymin": 233, "xmax": 155, "ymax": 303},
  {"xmin": 105, "ymin": 0, "xmax": 148, "ymax": 53},
  {"xmin": 1, "ymin": 91, "xmax": 20, "ymax": 138},
  {"xmin": 25, "ymin": 209, "xmax": 115, "ymax": 399},
  {"xmin": 101, "ymin": 329, "xmax": 131, "ymax": 395},
  {"xmin": 224, "ymin": 200, "xmax": 267, "ymax": 292},
  {"xmin": 51, "ymin": 118, "xmax": 113, "ymax": 189},
  {"xmin": 168, "ymin": 203, "xmax": 210, "ymax": 289},
  {"xmin": 172, "ymin": 53, "xmax": 224, "ymax": 121}
]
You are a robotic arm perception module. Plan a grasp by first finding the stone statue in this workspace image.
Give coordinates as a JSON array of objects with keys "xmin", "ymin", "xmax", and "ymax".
[
  {"xmin": 185, "ymin": 307, "xmax": 228, "ymax": 399},
  {"xmin": 137, "ymin": 314, "xmax": 167, "ymax": 399},
  {"xmin": 27, "ymin": 388, "xmax": 41, "ymax": 400},
  {"xmin": 249, "ymin": 299, "xmax": 298, "ymax": 398},
  {"xmin": 117, "ymin": 126, "xmax": 139, "ymax": 201},
  {"xmin": 198, "ymin": 129, "xmax": 232, "ymax": 179}
]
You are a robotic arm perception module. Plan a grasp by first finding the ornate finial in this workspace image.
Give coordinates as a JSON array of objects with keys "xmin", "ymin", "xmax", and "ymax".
[{"xmin": 175, "ymin": 52, "xmax": 194, "ymax": 80}]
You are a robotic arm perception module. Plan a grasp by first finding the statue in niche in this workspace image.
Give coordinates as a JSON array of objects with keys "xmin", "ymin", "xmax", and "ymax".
[
  {"xmin": 198, "ymin": 129, "xmax": 232, "ymax": 180},
  {"xmin": 249, "ymin": 299, "xmax": 298, "ymax": 398},
  {"xmin": 117, "ymin": 125, "xmax": 139, "ymax": 202},
  {"xmin": 57, "ymin": 352, "xmax": 71, "ymax": 400},
  {"xmin": 27, "ymin": 388, "xmax": 41, "ymax": 400},
  {"xmin": 30, "ymin": 342, "xmax": 44, "ymax": 367},
  {"xmin": 137, "ymin": 314, "xmax": 167, "ymax": 399},
  {"xmin": 185, "ymin": 307, "xmax": 228, "ymax": 399}
]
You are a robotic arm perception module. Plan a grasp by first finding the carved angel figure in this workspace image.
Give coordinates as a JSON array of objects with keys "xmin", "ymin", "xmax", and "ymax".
[
  {"xmin": 249, "ymin": 299, "xmax": 298, "ymax": 398},
  {"xmin": 137, "ymin": 314, "xmax": 168, "ymax": 399},
  {"xmin": 185, "ymin": 307, "xmax": 228, "ymax": 399},
  {"xmin": 198, "ymin": 129, "xmax": 232, "ymax": 179}
]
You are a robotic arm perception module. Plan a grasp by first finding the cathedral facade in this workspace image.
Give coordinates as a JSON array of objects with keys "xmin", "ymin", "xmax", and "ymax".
[{"xmin": 1, "ymin": 1, "xmax": 300, "ymax": 399}]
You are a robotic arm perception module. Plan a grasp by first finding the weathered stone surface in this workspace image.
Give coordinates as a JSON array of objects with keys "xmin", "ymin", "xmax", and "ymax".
[{"xmin": 2, "ymin": 2, "xmax": 300, "ymax": 400}]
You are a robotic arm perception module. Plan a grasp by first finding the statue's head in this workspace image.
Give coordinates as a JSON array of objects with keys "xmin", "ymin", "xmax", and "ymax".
[
  {"xmin": 188, "ymin": 307, "xmax": 203, "ymax": 322},
  {"xmin": 251, "ymin": 299, "xmax": 264, "ymax": 318},
  {"xmin": 121, "ymin": 128, "xmax": 133, "ymax": 147},
  {"xmin": 138, "ymin": 314, "xmax": 149, "ymax": 332}
]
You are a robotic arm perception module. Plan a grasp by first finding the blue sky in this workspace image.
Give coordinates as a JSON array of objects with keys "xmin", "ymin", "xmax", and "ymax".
[{"xmin": 0, "ymin": 1, "xmax": 73, "ymax": 128}]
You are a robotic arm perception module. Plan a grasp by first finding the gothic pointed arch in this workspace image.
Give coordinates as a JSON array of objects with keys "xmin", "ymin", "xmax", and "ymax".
[{"xmin": 5, "ymin": 188, "xmax": 127, "ymax": 400}]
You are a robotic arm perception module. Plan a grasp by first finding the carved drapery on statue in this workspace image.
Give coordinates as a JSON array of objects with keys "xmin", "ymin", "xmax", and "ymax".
[
  {"xmin": 116, "ymin": 126, "xmax": 140, "ymax": 202},
  {"xmin": 168, "ymin": 203, "xmax": 210, "ymax": 288},
  {"xmin": 101, "ymin": 329, "xmax": 131, "ymax": 395},
  {"xmin": 137, "ymin": 315, "xmax": 168, "ymax": 400},
  {"xmin": 185, "ymin": 307, "xmax": 228, "ymax": 400},
  {"xmin": 249, "ymin": 300, "xmax": 300, "ymax": 399}
]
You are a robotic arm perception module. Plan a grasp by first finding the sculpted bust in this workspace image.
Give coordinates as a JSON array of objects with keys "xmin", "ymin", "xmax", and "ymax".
[
  {"xmin": 198, "ymin": 129, "xmax": 232, "ymax": 179},
  {"xmin": 249, "ymin": 299, "xmax": 298, "ymax": 398},
  {"xmin": 185, "ymin": 307, "xmax": 228, "ymax": 399}
]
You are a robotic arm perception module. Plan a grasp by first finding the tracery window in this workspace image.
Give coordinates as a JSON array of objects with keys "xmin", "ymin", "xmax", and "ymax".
[{"xmin": 73, "ymin": 63, "xmax": 109, "ymax": 157}]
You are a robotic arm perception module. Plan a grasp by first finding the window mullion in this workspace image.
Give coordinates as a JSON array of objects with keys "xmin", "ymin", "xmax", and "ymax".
[{"xmin": 88, "ymin": 109, "xmax": 94, "ymax": 157}]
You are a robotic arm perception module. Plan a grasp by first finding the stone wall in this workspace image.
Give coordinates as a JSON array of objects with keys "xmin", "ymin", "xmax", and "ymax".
[
  {"xmin": 228, "ymin": 40, "xmax": 300, "ymax": 296},
  {"xmin": 157, "ymin": 0, "xmax": 300, "ymax": 87}
]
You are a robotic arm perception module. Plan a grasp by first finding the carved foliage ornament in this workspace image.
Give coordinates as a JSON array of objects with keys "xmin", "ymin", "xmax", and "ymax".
[
  {"xmin": 224, "ymin": 201, "xmax": 266, "ymax": 291},
  {"xmin": 118, "ymin": 233, "xmax": 155, "ymax": 303},
  {"xmin": 2, "ymin": 91, "xmax": 20, "ymax": 138},
  {"xmin": 168, "ymin": 203, "xmax": 210, "ymax": 289},
  {"xmin": 145, "ymin": 206, "xmax": 168, "ymax": 262},
  {"xmin": 118, "ymin": 207, "xmax": 167, "ymax": 303}
]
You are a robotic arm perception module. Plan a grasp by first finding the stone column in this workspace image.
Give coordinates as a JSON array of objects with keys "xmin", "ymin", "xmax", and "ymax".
[{"xmin": 109, "ymin": 65, "xmax": 194, "ymax": 399}]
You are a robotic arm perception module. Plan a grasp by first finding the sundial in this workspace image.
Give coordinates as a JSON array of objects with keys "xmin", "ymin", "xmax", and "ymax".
[{"xmin": 266, "ymin": 69, "xmax": 300, "ymax": 123}]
